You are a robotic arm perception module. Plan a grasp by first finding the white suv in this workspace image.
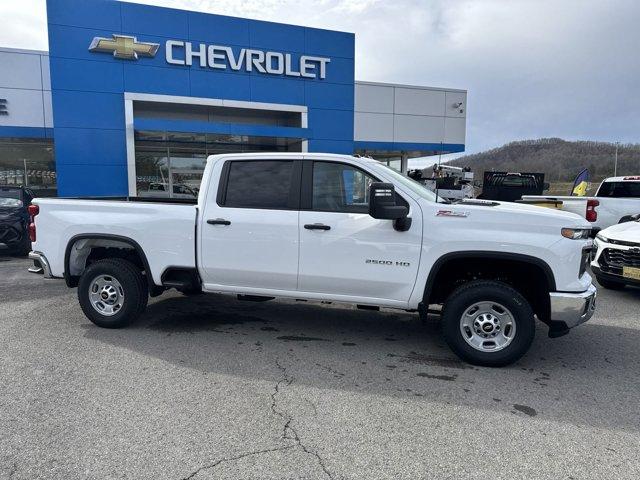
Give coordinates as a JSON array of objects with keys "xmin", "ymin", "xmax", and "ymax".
[{"xmin": 592, "ymin": 215, "xmax": 640, "ymax": 289}]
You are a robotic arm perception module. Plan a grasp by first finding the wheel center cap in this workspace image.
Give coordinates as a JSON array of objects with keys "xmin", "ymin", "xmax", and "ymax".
[
  {"xmin": 474, "ymin": 313, "xmax": 499, "ymax": 336},
  {"xmin": 101, "ymin": 291, "xmax": 109, "ymax": 300}
]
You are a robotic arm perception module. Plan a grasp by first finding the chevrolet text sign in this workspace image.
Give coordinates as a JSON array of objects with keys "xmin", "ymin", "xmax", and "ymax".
[
  {"xmin": 166, "ymin": 41, "xmax": 330, "ymax": 79},
  {"xmin": 88, "ymin": 35, "xmax": 330, "ymax": 80}
]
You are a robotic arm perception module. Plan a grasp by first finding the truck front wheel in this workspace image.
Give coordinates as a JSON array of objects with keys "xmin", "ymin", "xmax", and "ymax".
[
  {"xmin": 78, "ymin": 258, "xmax": 148, "ymax": 328},
  {"xmin": 441, "ymin": 280, "xmax": 535, "ymax": 367}
]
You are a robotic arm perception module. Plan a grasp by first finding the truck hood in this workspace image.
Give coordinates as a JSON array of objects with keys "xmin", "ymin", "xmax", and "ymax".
[
  {"xmin": 453, "ymin": 199, "xmax": 589, "ymax": 226},
  {"xmin": 599, "ymin": 221, "xmax": 640, "ymax": 243}
]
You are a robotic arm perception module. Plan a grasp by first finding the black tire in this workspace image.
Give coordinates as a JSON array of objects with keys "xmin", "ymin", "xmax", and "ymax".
[
  {"xmin": 441, "ymin": 280, "xmax": 535, "ymax": 367},
  {"xmin": 595, "ymin": 275, "xmax": 626, "ymax": 290},
  {"xmin": 9, "ymin": 233, "xmax": 30, "ymax": 257},
  {"xmin": 78, "ymin": 258, "xmax": 148, "ymax": 328},
  {"xmin": 18, "ymin": 236, "xmax": 32, "ymax": 257}
]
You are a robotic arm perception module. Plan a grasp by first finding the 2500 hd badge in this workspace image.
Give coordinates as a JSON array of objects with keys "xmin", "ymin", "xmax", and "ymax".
[{"xmin": 366, "ymin": 259, "xmax": 411, "ymax": 267}]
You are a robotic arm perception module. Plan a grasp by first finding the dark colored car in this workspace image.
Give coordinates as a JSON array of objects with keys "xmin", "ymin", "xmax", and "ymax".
[
  {"xmin": 0, "ymin": 186, "xmax": 34, "ymax": 256},
  {"xmin": 619, "ymin": 213, "xmax": 640, "ymax": 223},
  {"xmin": 478, "ymin": 172, "xmax": 549, "ymax": 202}
]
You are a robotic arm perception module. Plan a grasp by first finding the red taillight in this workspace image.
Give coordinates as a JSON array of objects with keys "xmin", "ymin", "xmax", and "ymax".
[
  {"xmin": 586, "ymin": 199, "xmax": 599, "ymax": 222},
  {"xmin": 28, "ymin": 204, "xmax": 39, "ymax": 216},
  {"xmin": 28, "ymin": 223, "xmax": 36, "ymax": 242},
  {"xmin": 28, "ymin": 204, "xmax": 39, "ymax": 242}
]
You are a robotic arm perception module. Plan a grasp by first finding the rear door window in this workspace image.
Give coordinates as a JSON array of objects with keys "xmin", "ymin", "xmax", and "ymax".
[
  {"xmin": 221, "ymin": 160, "xmax": 296, "ymax": 209},
  {"xmin": 597, "ymin": 182, "xmax": 640, "ymax": 198}
]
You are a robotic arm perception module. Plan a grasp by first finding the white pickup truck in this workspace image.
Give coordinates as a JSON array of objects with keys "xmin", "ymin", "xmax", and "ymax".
[
  {"xmin": 522, "ymin": 176, "xmax": 640, "ymax": 229},
  {"xmin": 27, "ymin": 153, "xmax": 597, "ymax": 366}
]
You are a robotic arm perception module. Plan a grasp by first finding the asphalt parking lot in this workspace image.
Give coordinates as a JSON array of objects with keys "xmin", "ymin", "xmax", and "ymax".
[{"xmin": 1, "ymin": 256, "xmax": 639, "ymax": 480}]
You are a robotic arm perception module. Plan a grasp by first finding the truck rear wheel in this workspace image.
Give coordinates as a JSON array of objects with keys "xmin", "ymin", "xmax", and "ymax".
[
  {"xmin": 78, "ymin": 258, "xmax": 148, "ymax": 328},
  {"xmin": 441, "ymin": 280, "xmax": 535, "ymax": 367}
]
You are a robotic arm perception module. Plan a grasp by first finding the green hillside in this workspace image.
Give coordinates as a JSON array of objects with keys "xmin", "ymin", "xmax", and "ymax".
[{"xmin": 447, "ymin": 138, "xmax": 640, "ymax": 184}]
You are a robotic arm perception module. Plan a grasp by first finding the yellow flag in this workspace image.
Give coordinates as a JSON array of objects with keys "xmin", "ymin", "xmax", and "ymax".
[{"xmin": 571, "ymin": 169, "xmax": 590, "ymax": 196}]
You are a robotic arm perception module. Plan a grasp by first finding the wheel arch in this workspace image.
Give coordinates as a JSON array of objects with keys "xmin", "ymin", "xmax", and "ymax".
[
  {"xmin": 64, "ymin": 234, "xmax": 155, "ymax": 288},
  {"xmin": 422, "ymin": 251, "xmax": 556, "ymax": 322}
]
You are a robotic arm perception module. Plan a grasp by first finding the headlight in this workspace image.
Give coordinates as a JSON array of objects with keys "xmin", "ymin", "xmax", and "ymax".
[
  {"xmin": 561, "ymin": 227, "xmax": 591, "ymax": 239},
  {"xmin": 596, "ymin": 233, "xmax": 609, "ymax": 243}
]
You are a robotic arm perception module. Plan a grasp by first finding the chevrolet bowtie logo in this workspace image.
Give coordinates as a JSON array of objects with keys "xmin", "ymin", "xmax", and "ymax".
[{"xmin": 88, "ymin": 34, "xmax": 159, "ymax": 60}]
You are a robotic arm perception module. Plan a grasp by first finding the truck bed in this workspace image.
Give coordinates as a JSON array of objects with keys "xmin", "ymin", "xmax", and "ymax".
[
  {"xmin": 31, "ymin": 197, "xmax": 197, "ymax": 285},
  {"xmin": 521, "ymin": 194, "xmax": 640, "ymax": 229}
]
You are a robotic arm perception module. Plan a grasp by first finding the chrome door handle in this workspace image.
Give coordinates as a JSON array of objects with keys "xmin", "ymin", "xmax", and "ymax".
[
  {"xmin": 304, "ymin": 223, "xmax": 331, "ymax": 231},
  {"xmin": 207, "ymin": 218, "xmax": 231, "ymax": 226}
]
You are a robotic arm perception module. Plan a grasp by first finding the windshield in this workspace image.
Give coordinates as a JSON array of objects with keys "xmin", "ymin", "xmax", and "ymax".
[
  {"xmin": 0, "ymin": 188, "xmax": 21, "ymax": 199},
  {"xmin": 0, "ymin": 197, "xmax": 23, "ymax": 207},
  {"xmin": 376, "ymin": 164, "xmax": 441, "ymax": 202},
  {"xmin": 0, "ymin": 189, "xmax": 23, "ymax": 207}
]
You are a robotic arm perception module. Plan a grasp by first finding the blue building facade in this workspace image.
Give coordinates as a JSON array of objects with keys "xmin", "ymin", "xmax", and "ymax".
[
  {"xmin": 47, "ymin": 0, "xmax": 355, "ymax": 196},
  {"xmin": 0, "ymin": 0, "xmax": 465, "ymax": 197}
]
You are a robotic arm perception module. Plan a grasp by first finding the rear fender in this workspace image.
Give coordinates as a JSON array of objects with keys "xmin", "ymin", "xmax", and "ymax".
[{"xmin": 64, "ymin": 234, "xmax": 154, "ymax": 288}]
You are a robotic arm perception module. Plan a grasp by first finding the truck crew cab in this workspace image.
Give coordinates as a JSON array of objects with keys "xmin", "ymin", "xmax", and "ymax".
[{"xmin": 28, "ymin": 153, "xmax": 596, "ymax": 367}]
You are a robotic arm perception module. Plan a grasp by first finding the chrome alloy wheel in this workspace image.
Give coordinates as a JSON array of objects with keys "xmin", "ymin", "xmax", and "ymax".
[
  {"xmin": 459, "ymin": 301, "xmax": 516, "ymax": 352},
  {"xmin": 88, "ymin": 274, "xmax": 125, "ymax": 316}
]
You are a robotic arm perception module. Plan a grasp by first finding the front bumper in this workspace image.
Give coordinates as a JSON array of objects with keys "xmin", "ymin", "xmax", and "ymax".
[
  {"xmin": 591, "ymin": 237, "xmax": 640, "ymax": 286},
  {"xmin": 592, "ymin": 265, "xmax": 640, "ymax": 286},
  {"xmin": 549, "ymin": 284, "xmax": 597, "ymax": 329},
  {"xmin": 28, "ymin": 251, "xmax": 53, "ymax": 278}
]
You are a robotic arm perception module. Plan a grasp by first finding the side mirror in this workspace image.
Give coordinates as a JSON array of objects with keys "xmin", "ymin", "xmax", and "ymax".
[
  {"xmin": 543, "ymin": 182, "xmax": 550, "ymax": 191},
  {"xmin": 369, "ymin": 183, "xmax": 411, "ymax": 231}
]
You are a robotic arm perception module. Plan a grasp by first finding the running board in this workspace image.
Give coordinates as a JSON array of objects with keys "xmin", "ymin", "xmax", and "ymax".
[{"xmin": 162, "ymin": 280, "xmax": 191, "ymax": 289}]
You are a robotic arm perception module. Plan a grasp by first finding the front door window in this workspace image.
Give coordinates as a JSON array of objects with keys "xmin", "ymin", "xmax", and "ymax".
[{"xmin": 312, "ymin": 161, "xmax": 374, "ymax": 213}]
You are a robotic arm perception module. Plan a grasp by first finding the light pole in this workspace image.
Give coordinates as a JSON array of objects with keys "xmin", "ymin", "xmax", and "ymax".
[{"xmin": 614, "ymin": 141, "xmax": 620, "ymax": 177}]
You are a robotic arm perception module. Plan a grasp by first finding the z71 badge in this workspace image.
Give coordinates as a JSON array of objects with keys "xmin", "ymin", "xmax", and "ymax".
[{"xmin": 436, "ymin": 210, "xmax": 469, "ymax": 218}]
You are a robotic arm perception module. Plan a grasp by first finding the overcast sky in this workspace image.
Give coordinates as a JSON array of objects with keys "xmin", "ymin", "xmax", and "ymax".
[{"xmin": 1, "ymin": 0, "xmax": 638, "ymax": 165}]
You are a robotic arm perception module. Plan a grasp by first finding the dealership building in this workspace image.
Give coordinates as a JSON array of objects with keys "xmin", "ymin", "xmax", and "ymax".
[{"xmin": 0, "ymin": 0, "xmax": 467, "ymax": 197}]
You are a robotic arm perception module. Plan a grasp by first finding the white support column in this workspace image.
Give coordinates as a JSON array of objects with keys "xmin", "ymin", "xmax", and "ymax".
[
  {"xmin": 124, "ymin": 96, "xmax": 136, "ymax": 196},
  {"xmin": 400, "ymin": 153, "xmax": 409, "ymax": 174},
  {"xmin": 301, "ymin": 110, "xmax": 308, "ymax": 152}
]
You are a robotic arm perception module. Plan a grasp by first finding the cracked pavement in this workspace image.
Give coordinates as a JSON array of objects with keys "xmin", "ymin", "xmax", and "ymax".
[{"xmin": 1, "ymin": 256, "xmax": 640, "ymax": 479}]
